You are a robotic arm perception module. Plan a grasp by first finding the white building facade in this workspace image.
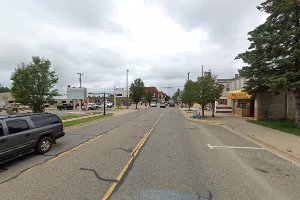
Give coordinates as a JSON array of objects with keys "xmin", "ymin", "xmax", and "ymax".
[{"xmin": 215, "ymin": 79, "xmax": 232, "ymax": 113}]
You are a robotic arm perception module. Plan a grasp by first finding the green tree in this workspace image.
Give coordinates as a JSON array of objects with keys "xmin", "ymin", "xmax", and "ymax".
[
  {"xmin": 0, "ymin": 84, "xmax": 11, "ymax": 93},
  {"xmin": 194, "ymin": 71, "xmax": 224, "ymax": 117},
  {"xmin": 129, "ymin": 78, "xmax": 146, "ymax": 109},
  {"xmin": 146, "ymin": 91, "xmax": 154, "ymax": 104},
  {"xmin": 172, "ymin": 88, "xmax": 181, "ymax": 100},
  {"xmin": 181, "ymin": 80, "xmax": 196, "ymax": 110},
  {"xmin": 236, "ymin": 0, "xmax": 300, "ymax": 126},
  {"xmin": 11, "ymin": 56, "xmax": 58, "ymax": 112},
  {"xmin": 164, "ymin": 95, "xmax": 170, "ymax": 101}
]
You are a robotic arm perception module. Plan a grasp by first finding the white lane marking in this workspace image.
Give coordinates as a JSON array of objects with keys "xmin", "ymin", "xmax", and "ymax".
[{"xmin": 207, "ymin": 144, "xmax": 264, "ymax": 150}]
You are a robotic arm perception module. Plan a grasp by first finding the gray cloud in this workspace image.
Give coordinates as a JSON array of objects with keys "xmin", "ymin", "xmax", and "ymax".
[
  {"xmin": 148, "ymin": 0, "xmax": 266, "ymax": 44},
  {"xmin": 0, "ymin": 0, "xmax": 267, "ymax": 95}
]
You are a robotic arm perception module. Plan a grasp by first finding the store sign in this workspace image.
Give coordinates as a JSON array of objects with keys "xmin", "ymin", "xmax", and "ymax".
[{"xmin": 227, "ymin": 90, "xmax": 252, "ymax": 99}]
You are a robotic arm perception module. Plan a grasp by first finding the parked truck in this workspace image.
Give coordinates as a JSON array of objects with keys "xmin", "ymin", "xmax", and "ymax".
[{"xmin": 57, "ymin": 103, "xmax": 73, "ymax": 110}]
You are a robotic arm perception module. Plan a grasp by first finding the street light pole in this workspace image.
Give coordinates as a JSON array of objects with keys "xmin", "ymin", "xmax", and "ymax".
[
  {"xmin": 77, "ymin": 73, "xmax": 83, "ymax": 88},
  {"xmin": 187, "ymin": 72, "xmax": 190, "ymax": 81},
  {"xmin": 126, "ymin": 69, "xmax": 129, "ymax": 109}
]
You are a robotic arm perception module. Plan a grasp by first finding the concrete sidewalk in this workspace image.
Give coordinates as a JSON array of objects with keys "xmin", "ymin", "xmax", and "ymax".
[{"xmin": 182, "ymin": 109, "xmax": 300, "ymax": 167}]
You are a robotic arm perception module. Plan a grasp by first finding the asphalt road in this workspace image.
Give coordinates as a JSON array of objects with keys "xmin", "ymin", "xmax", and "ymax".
[{"xmin": 0, "ymin": 107, "xmax": 299, "ymax": 200}]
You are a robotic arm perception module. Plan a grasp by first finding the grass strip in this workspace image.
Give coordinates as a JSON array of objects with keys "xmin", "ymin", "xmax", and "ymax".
[
  {"xmin": 63, "ymin": 113, "xmax": 113, "ymax": 128},
  {"xmin": 248, "ymin": 119, "xmax": 300, "ymax": 137},
  {"xmin": 60, "ymin": 112, "xmax": 103, "ymax": 120},
  {"xmin": 60, "ymin": 114, "xmax": 86, "ymax": 120}
]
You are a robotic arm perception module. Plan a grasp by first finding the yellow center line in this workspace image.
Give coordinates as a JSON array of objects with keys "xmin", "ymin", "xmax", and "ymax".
[{"xmin": 102, "ymin": 109, "xmax": 166, "ymax": 200}]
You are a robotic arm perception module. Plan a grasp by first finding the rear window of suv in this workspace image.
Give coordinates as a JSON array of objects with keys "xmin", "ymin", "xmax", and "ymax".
[{"xmin": 30, "ymin": 114, "xmax": 61, "ymax": 128}]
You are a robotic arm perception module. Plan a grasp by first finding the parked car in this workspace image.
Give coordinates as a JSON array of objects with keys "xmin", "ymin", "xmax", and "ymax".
[
  {"xmin": 99, "ymin": 102, "xmax": 113, "ymax": 108},
  {"xmin": 82, "ymin": 103, "xmax": 98, "ymax": 110},
  {"xmin": 57, "ymin": 103, "xmax": 73, "ymax": 110},
  {"xmin": 0, "ymin": 113, "xmax": 65, "ymax": 165},
  {"xmin": 160, "ymin": 102, "xmax": 166, "ymax": 108},
  {"xmin": 150, "ymin": 102, "xmax": 157, "ymax": 107},
  {"xmin": 0, "ymin": 105, "xmax": 6, "ymax": 111}
]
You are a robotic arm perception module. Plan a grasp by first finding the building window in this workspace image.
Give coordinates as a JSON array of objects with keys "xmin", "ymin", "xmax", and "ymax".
[
  {"xmin": 62, "ymin": 101, "xmax": 66, "ymax": 103},
  {"xmin": 226, "ymin": 84, "xmax": 230, "ymax": 91},
  {"xmin": 218, "ymin": 99, "xmax": 227, "ymax": 105}
]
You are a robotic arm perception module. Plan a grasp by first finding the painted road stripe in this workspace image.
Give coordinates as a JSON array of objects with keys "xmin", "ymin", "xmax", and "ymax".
[
  {"xmin": 102, "ymin": 109, "xmax": 166, "ymax": 200},
  {"xmin": 207, "ymin": 144, "xmax": 264, "ymax": 150}
]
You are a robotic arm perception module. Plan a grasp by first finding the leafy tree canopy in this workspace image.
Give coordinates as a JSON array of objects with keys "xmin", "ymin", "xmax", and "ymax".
[
  {"xmin": 146, "ymin": 91, "xmax": 154, "ymax": 104},
  {"xmin": 129, "ymin": 78, "xmax": 146, "ymax": 109},
  {"xmin": 172, "ymin": 88, "xmax": 181, "ymax": 100},
  {"xmin": 194, "ymin": 71, "xmax": 224, "ymax": 117},
  {"xmin": 181, "ymin": 80, "xmax": 197, "ymax": 110},
  {"xmin": 0, "ymin": 84, "xmax": 11, "ymax": 93},
  {"xmin": 11, "ymin": 56, "xmax": 58, "ymax": 112},
  {"xmin": 236, "ymin": 0, "xmax": 300, "ymax": 94},
  {"xmin": 236, "ymin": 0, "xmax": 300, "ymax": 126}
]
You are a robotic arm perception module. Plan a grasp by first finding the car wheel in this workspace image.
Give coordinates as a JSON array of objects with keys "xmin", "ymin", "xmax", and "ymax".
[{"xmin": 36, "ymin": 137, "xmax": 53, "ymax": 154}]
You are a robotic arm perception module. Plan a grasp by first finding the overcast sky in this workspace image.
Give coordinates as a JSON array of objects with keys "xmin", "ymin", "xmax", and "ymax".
[{"xmin": 0, "ymin": 0, "xmax": 267, "ymax": 95}]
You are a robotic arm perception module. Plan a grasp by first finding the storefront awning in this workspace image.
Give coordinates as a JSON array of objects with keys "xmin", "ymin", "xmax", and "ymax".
[{"xmin": 227, "ymin": 90, "xmax": 252, "ymax": 99}]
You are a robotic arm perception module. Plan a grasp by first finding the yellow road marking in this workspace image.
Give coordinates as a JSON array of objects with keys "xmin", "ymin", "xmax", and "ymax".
[{"xmin": 102, "ymin": 110, "xmax": 166, "ymax": 200}]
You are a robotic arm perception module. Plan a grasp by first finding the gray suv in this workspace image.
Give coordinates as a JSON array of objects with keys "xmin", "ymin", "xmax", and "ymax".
[{"xmin": 0, "ymin": 113, "xmax": 65, "ymax": 164}]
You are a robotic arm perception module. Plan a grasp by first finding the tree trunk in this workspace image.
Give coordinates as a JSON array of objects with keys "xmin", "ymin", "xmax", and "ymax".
[
  {"xmin": 188, "ymin": 102, "xmax": 191, "ymax": 111},
  {"xmin": 295, "ymin": 90, "xmax": 300, "ymax": 127},
  {"xmin": 211, "ymin": 101, "xmax": 215, "ymax": 117},
  {"xmin": 202, "ymin": 104, "xmax": 205, "ymax": 118},
  {"xmin": 136, "ymin": 103, "xmax": 138, "ymax": 109}
]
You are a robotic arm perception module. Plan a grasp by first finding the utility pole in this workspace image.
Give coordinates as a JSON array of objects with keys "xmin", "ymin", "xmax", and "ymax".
[
  {"xmin": 103, "ymin": 89, "xmax": 106, "ymax": 115},
  {"xmin": 187, "ymin": 72, "xmax": 190, "ymax": 81},
  {"xmin": 126, "ymin": 69, "xmax": 129, "ymax": 109},
  {"xmin": 114, "ymin": 85, "xmax": 116, "ymax": 109},
  {"xmin": 77, "ymin": 73, "xmax": 83, "ymax": 88},
  {"xmin": 201, "ymin": 65, "xmax": 204, "ymax": 77}
]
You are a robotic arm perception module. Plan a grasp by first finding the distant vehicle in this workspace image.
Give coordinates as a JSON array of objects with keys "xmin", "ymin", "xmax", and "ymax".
[
  {"xmin": 0, "ymin": 113, "xmax": 65, "ymax": 165},
  {"xmin": 19, "ymin": 105, "xmax": 30, "ymax": 110},
  {"xmin": 57, "ymin": 103, "xmax": 73, "ymax": 110},
  {"xmin": 169, "ymin": 100, "xmax": 175, "ymax": 107},
  {"xmin": 160, "ymin": 102, "xmax": 166, "ymax": 108},
  {"xmin": 99, "ymin": 102, "xmax": 113, "ymax": 108},
  {"xmin": 0, "ymin": 105, "xmax": 6, "ymax": 111},
  {"xmin": 82, "ymin": 103, "xmax": 98, "ymax": 110},
  {"xmin": 150, "ymin": 102, "xmax": 157, "ymax": 107}
]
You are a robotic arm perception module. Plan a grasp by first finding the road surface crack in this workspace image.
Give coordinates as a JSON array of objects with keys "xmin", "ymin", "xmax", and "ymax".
[
  {"xmin": 80, "ymin": 168, "xmax": 117, "ymax": 182},
  {"xmin": 114, "ymin": 147, "xmax": 133, "ymax": 153}
]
